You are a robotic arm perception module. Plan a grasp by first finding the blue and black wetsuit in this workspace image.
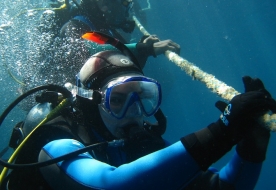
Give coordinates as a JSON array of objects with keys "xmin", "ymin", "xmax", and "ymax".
[
  {"xmin": 3, "ymin": 107, "xmax": 166, "ymax": 189},
  {"xmin": 4, "ymin": 99, "xmax": 263, "ymax": 190},
  {"xmin": 39, "ymin": 136, "xmax": 261, "ymax": 190}
]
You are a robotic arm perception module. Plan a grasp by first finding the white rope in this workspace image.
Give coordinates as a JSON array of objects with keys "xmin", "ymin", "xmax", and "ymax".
[{"xmin": 133, "ymin": 15, "xmax": 276, "ymax": 132}]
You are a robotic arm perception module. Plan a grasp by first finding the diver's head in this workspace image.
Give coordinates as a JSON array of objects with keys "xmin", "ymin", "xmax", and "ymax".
[
  {"xmin": 77, "ymin": 50, "xmax": 162, "ymax": 138},
  {"xmin": 96, "ymin": 0, "xmax": 134, "ymax": 30}
]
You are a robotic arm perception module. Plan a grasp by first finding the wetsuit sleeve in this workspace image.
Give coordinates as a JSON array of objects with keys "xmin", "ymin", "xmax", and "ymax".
[
  {"xmin": 184, "ymin": 150, "xmax": 262, "ymax": 189},
  {"xmin": 219, "ymin": 151, "xmax": 262, "ymax": 189},
  {"xmin": 126, "ymin": 43, "xmax": 155, "ymax": 69},
  {"xmin": 39, "ymin": 139, "xmax": 201, "ymax": 190}
]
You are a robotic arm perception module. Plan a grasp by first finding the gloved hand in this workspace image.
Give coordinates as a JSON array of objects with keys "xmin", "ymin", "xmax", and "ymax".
[
  {"xmin": 136, "ymin": 35, "xmax": 158, "ymax": 58},
  {"xmin": 181, "ymin": 77, "xmax": 276, "ymax": 170},
  {"xmin": 236, "ymin": 76, "xmax": 275, "ymax": 162},
  {"xmin": 140, "ymin": 35, "xmax": 160, "ymax": 44},
  {"xmin": 136, "ymin": 35, "xmax": 180, "ymax": 58},
  {"xmin": 215, "ymin": 91, "xmax": 275, "ymax": 136},
  {"xmin": 216, "ymin": 76, "xmax": 276, "ymax": 162},
  {"xmin": 153, "ymin": 39, "xmax": 181, "ymax": 56}
]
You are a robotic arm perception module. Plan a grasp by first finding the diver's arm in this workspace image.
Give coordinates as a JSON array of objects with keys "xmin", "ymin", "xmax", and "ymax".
[
  {"xmin": 217, "ymin": 76, "xmax": 272, "ymax": 189},
  {"xmin": 219, "ymin": 125, "xmax": 270, "ymax": 189},
  {"xmin": 39, "ymin": 139, "xmax": 201, "ymax": 190},
  {"xmin": 39, "ymin": 139, "xmax": 262, "ymax": 190},
  {"xmin": 184, "ymin": 149, "xmax": 263, "ymax": 189},
  {"xmin": 180, "ymin": 121, "xmax": 268, "ymax": 190},
  {"xmin": 218, "ymin": 150, "xmax": 262, "ymax": 190},
  {"xmin": 180, "ymin": 88, "xmax": 275, "ymax": 189}
]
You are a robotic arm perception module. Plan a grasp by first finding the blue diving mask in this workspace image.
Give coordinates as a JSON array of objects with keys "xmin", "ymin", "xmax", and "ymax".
[
  {"xmin": 100, "ymin": 75, "xmax": 162, "ymax": 119},
  {"xmin": 67, "ymin": 75, "xmax": 161, "ymax": 119}
]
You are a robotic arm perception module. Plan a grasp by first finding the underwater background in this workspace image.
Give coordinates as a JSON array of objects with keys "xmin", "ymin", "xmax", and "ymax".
[{"xmin": 0, "ymin": 0, "xmax": 275, "ymax": 189}]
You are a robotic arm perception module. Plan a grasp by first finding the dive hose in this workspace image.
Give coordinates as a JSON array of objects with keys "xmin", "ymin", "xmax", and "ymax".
[
  {"xmin": 0, "ymin": 84, "xmax": 126, "ymax": 186},
  {"xmin": 0, "ymin": 84, "xmax": 72, "ymax": 185}
]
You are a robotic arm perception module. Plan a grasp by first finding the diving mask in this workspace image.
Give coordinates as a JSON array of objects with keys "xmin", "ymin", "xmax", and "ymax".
[
  {"xmin": 100, "ymin": 75, "xmax": 162, "ymax": 119},
  {"xmin": 66, "ymin": 75, "xmax": 161, "ymax": 119}
]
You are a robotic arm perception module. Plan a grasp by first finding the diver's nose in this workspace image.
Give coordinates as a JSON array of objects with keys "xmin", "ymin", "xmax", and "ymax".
[{"xmin": 124, "ymin": 102, "xmax": 142, "ymax": 118}]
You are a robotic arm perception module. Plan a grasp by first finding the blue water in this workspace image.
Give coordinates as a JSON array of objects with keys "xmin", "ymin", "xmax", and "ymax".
[{"xmin": 0, "ymin": 0, "xmax": 276, "ymax": 189}]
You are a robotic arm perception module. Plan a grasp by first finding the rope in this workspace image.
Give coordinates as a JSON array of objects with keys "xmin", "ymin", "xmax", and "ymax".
[{"xmin": 133, "ymin": 15, "xmax": 276, "ymax": 132}]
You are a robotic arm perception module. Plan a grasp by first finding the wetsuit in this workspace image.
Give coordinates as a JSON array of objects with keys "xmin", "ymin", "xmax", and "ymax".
[
  {"xmin": 4, "ymin": 89, "xmax": 264, "ymax": 190},
  {"xmin": 3, "ymin": 108, "xmax": 262, "ymax": 190},
  {"xmin": 3, "ymin": 107, "xmax": 166, "ymax": 189},
  {"xmin": 39, "ymin": 135, "xmax": 261, "ymax": 190}
]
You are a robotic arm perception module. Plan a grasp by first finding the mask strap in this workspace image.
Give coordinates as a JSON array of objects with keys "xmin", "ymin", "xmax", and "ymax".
[{"xmin": 65, "ymin": 83, "xmax": 102, "ymax": 104}]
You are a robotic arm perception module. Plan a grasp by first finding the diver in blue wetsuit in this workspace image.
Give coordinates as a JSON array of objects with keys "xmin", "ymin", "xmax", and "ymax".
[
  {"xmin": 35, "ymin": 49, "xmax": 276, "ymax": 190},
  {"xmin": 4, "ymin": 47, "xmax": 276, "ymax": 189},
  {"xmin": 19, "ymin": 48, "xmax": 276, "ymax": 188}
]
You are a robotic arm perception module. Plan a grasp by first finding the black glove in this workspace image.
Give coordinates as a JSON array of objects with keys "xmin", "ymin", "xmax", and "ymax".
[
  {"xmin": 138, "ymin": 35, "xmax": 151, "ymax": 43},
  {"xmin": 181, "ymin": 77, "xmax": 276, "ymax": 170},
  {"xmin": 235, "ymin": 76, "xmax": 275, "ymax": 162},
  {"xmin": 136, "ymin": 35, "xmax": 158, "ymax": 58},
  {"xmin": 242, "ymin": 76, "xmax": 271, "ymax": 96},
  {"xmin": 216, "ymin": 90, "xmax": 275, "ymax": 136}
]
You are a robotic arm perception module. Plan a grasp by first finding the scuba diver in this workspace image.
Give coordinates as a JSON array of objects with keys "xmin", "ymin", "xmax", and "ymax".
[
  {"xmin": 21, "ymin": 0, "xmax": 179, "ymax": 110},
  {"xmin": 1, "ymin": 31, "xmax": 276, "ymax": 188},
  {"xmin": 49, "ymin": 0, "xmax": 147, "ymax": 42},
  {"xmin": 47, "ymin": 0, "xmax": 179, "ymax": 67}
]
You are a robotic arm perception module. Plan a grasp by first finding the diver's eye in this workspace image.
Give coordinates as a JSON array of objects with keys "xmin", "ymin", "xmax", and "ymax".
[{"xmin": 110, "ymin": 94, "xmax": 127, "ymax": 106}]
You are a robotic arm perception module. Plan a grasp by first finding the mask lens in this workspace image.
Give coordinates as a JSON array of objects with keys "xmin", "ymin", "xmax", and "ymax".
[
  {"xmin": 103, "ymin": 77, "xmax": 161, "ymax": 119},
  {"xmin": 109, "ymin": 91, "xmax": 128, "ymax": 114},
  {"xmin": 139, "ymin": 82, "xmax": 160, "ymax": 115}
]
